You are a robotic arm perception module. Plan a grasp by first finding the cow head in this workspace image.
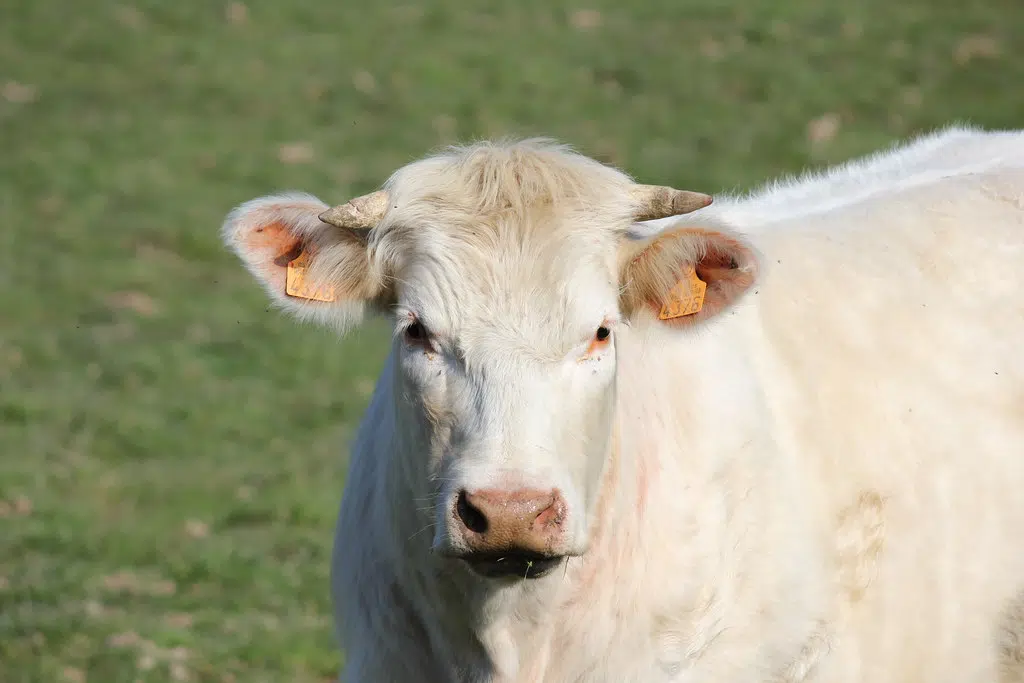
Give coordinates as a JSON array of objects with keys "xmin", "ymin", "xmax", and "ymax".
[{"xmin": 222, "ymin": 140, "xmax": 758, "ymax": 580}]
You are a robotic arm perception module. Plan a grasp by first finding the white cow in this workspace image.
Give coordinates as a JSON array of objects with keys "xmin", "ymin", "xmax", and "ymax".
[{"xmin": 221, "ymin": 125, "xmax": 1024, "ymax": 683}]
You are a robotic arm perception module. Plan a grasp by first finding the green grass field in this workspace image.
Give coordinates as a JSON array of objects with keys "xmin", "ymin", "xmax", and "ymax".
[{"xmin": 1, "ymin": 0, "xmax": 1021, "ymax": 680}]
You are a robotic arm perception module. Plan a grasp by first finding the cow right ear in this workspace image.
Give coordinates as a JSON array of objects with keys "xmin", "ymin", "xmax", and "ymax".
[{"xmin": 221, "ymin": 192, "xmax": 391, "ymax": 332}]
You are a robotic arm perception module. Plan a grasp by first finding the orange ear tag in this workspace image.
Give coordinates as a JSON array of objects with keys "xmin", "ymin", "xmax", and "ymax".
[
  {"xmin": 658, "ymin": 266, "xmax": 706, "ymax": 320},
  {"xmin": 285, "ymin": 251, "xmax": 337, "ymax": 303}
]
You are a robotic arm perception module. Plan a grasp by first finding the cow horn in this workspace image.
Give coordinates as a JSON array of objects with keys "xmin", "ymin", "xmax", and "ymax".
[
  {"xmin": 629, "ymin": 185, "xmax": 713, "ymax": 222},
  {"xmin": 318, "ymin": 190, "xmax": 390, "ymax": 230}
]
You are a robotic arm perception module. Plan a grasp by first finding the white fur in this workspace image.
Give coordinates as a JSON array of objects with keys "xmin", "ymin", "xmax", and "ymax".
[{"xmin": 222, "ymin": 127, "xmax": 1024, "ymax": 683}]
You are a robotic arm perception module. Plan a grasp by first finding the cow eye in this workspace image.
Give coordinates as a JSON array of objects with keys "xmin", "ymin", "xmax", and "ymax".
[
  {"xmin": 595, "ymin": 326, "xmax": 611, "ymax": 342},
  {"xmin": 405, "ymin": 321, "xmax": 427, "ymax": 344}
]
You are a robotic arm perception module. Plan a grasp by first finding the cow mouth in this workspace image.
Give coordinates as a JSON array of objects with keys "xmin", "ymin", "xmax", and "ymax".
[{"xmin": 461, "ymin": 551, "xmax": 564, "ymax": 579}]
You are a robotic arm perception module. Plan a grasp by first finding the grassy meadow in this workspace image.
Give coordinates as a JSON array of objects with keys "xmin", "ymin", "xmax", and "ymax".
[{"xmin": 1, "ymin": 0, "xmax": 1021, "ymax": 680}]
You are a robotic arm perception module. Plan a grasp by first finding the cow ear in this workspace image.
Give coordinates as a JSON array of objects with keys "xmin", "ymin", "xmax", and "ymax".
[
  {"xmin": 618, "ymin": 223, "xmax": 759, "ymax": 327},
  {"xmin": 221, "ymin": 192, "xmax": 390, "ymax": 331}
]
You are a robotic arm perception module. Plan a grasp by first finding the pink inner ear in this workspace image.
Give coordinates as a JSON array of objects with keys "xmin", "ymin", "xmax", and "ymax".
[
  {"xmin": 242, "ymin": 220, "xmax": 304, "ymax": 292},
  {"xmin": 247, "ymin": 220, "xmax": 300, "ymax": 255},
  {"xmin": 689, "ymin": 235, "xmax": 756, "ymax": 324},
  {"xmin": 272, "ymin": 242, "xmax": 304, "ymax": 267},
  {"xmin": 694, "ymin": 237, "xmax": 743, "ymax": 282}
]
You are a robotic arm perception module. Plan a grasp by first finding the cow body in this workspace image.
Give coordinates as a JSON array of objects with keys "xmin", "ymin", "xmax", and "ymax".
[{"xmin": 222, "ymin": 126, "xmax": 1024, "ymax": 683}]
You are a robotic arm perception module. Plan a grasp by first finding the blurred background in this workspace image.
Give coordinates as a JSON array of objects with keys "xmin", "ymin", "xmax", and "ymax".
[{"xmin": 1, "ymin": 0, "xmax": 1021, "ymax": 681}]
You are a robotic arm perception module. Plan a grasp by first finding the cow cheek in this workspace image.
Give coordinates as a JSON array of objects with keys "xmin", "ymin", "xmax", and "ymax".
[
  {"xmin": 588, "ymin": 395, "xmax": 617, "ymax": 495},
  {"xmin": 556, "ymin": 389, "xmax": 615, "ymax": 513}
]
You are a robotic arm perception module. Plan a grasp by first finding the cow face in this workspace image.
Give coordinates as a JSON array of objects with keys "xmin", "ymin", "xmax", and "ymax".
[{"xmin": 222, "ymin": 140, "xmax": 757, "ymax": 581}]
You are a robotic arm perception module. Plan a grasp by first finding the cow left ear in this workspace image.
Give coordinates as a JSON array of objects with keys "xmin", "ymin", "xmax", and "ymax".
[{"xmin": 617, "ymin": 224, "xmax": 759, "ymax": 327}]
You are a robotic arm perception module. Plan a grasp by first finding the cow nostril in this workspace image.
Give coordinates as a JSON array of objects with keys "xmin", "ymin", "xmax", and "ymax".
[{"xmin": 456, "ymin": 490, "xmax": 488, "ymax": 534}]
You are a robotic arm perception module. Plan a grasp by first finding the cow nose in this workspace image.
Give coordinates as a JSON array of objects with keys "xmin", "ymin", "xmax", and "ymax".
[{"xmin": 454, "ymin": 488, "xmax": 566, "ymax": 556}]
